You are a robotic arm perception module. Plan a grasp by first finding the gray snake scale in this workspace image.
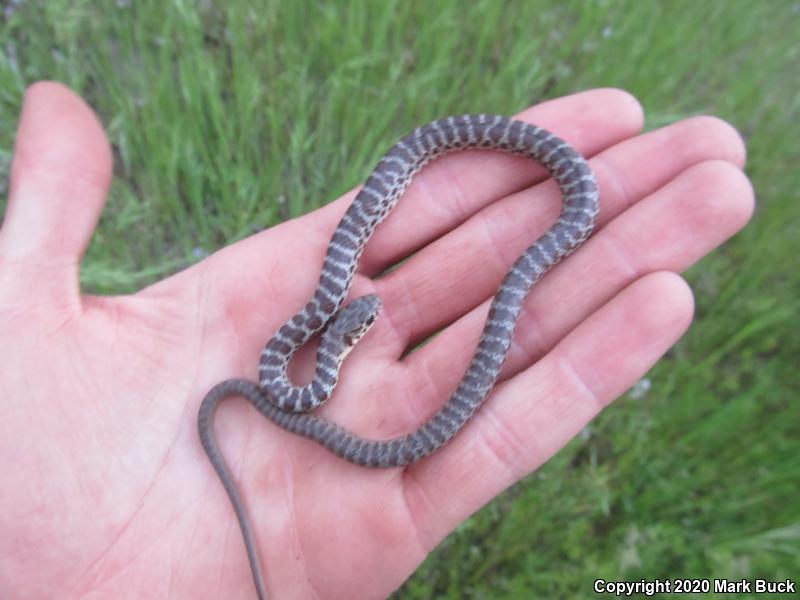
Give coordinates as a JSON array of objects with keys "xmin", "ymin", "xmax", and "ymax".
[{"xmin": 198, "ymin": 114, "xmax": 599, "ymax": 599}]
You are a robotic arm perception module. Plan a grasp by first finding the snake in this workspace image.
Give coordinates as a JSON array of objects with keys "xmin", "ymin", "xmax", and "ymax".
[{"xmin": 197, "ymin": 114, "xmax": 599, "ymax": 599}]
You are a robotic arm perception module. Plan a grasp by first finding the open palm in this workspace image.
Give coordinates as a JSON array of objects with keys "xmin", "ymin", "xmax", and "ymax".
[{"xmin": 0, "ymin": 83, "xmax": 752, "ymax": 599}]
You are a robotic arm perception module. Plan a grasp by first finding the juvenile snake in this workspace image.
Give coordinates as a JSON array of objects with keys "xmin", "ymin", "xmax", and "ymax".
[{"xmin": 198, "ymin": 114, "xmax": 599, "ymax": 599}]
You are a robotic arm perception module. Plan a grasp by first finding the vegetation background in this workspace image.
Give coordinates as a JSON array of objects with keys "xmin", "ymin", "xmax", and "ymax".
[{"xmin": 1, "ymin": 1, "xmax": 797, "ymax": 597}]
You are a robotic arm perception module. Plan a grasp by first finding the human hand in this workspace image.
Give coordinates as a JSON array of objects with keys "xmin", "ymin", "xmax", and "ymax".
[{"xmin": 0, "ymin": 82, "xmax": 752, "ymax": 598}]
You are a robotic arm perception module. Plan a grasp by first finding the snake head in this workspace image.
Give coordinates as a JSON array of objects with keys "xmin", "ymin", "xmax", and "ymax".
[{"xmin": 329, "ymin": 294, "xmax": 382, "ymax": 346}]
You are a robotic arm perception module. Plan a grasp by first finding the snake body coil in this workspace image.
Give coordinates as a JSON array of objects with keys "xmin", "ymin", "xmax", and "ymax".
[{"xmin": 198, "ymin": 114, "xmax": 599, "ymax": 599}]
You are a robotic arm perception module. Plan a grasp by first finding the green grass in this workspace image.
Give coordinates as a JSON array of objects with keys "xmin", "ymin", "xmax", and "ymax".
[{"xmin": 1, "ymin": 1, "xmax": 798, "ymax": 597}]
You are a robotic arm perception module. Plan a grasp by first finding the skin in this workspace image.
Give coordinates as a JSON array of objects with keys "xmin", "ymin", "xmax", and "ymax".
[{"xmin": 0, "ymin": 82, "xmax": 753, "ymax": 599}]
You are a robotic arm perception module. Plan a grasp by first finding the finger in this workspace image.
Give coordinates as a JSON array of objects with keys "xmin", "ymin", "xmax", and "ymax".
[
  {"xmin": 286, "ymin": 88, "xmax": 642, "ymax": 278},
  {"xmin": 398, "ymin": 159, "xmax": 753, "ymax": 423},
  {"xmin": 187, "ymin": 89, "xmax": 641, "ymax": 287},
  {"xmin": 324, "ymin": 157, "xmax": 751, "ymax": 432},
  {"xmin": 375, "ymin": 116, "xmax": 747, "ymax": 352},
  {"xmin": 0, "ymin": 81, "xmax": 112, "ymax": 300},
  {"xmin": 403, "ymin": 271, "xmax": 694, "ymax": 550},
  {"xmin": 356, "ymin": 88, "xmax": 644, "ymax": 275}
]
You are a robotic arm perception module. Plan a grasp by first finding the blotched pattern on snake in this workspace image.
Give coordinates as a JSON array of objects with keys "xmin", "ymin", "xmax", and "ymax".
[{"xmin": 198, "ymin": 114, "xmax": 600, "ymax": 599}]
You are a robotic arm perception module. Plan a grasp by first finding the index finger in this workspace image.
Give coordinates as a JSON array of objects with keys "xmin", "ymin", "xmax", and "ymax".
[{"xmin": 287, "ymin": 88, "xmax": 644, "ymax": 276}]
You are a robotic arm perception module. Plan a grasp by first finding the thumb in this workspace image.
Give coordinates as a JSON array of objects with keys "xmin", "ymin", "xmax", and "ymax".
[{"xmin": 0, "ymin": 81, "xmax": 112, "ymax": 312}]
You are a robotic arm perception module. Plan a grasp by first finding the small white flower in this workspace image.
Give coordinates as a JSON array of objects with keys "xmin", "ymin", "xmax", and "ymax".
[{"xmin": 628, "ymin": 378, "xmax": 652, "ymax": 400}]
